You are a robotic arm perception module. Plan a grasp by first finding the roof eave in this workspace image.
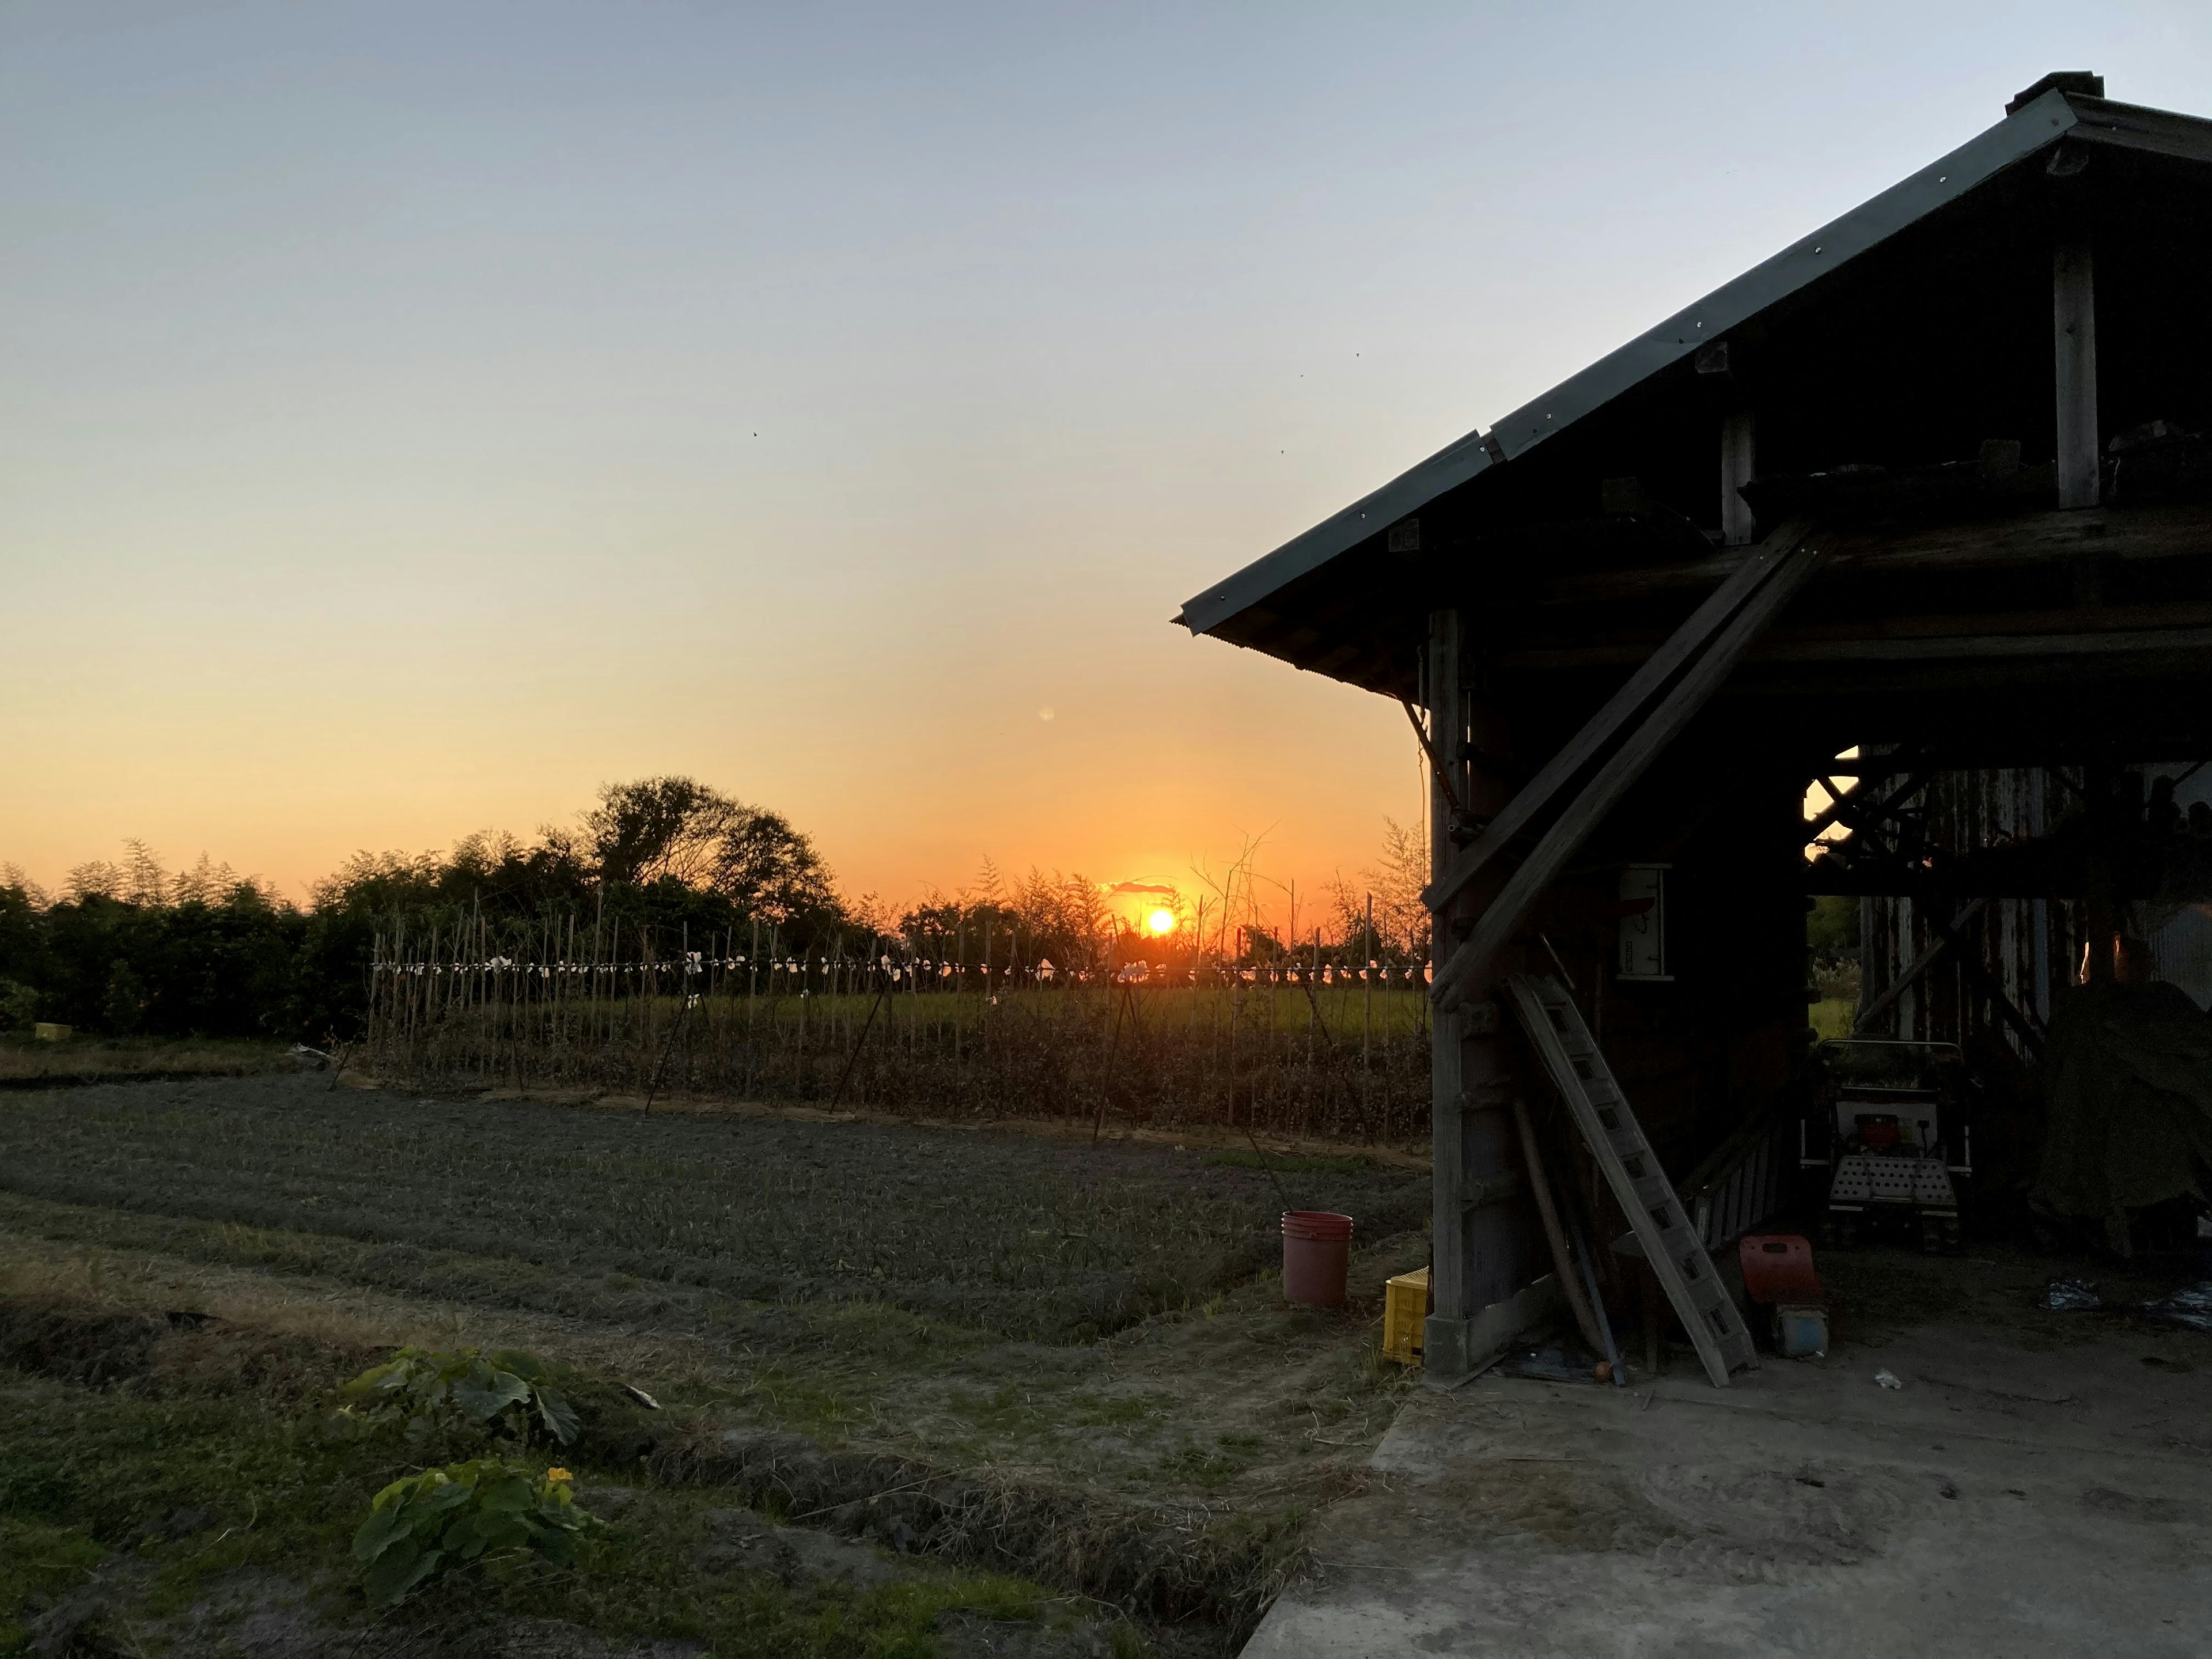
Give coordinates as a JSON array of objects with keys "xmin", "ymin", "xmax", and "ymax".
[{"xmin": 1179, "ymin": 85, "xmax": 2103, "ymax": 647}]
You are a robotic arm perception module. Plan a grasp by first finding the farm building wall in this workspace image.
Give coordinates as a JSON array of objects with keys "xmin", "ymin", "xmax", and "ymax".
[
  {"xmin": 1859, "ymin": 766, "xmax": 2212, "ymax": 1049},
  {"xmin": 1860, "ymin": 770, "xmax": 2071, "ymax": 1052},
  {"xmin": 1528, "ymin": 763, "xmax": 1813, "ymax": 1183}
]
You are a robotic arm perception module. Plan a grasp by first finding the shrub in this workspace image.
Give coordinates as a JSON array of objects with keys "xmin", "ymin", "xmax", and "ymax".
[
  {"xmin": 338, "ymin": 1347, "xmax": 579, "ymax": 1448},
  {"xmin": 0, "ymin": 978, "xmax": 37, "ymax": 1032},
  {"xmin": 352, "ymin": 1459, "xmax": 601, "ymax": 1608}
]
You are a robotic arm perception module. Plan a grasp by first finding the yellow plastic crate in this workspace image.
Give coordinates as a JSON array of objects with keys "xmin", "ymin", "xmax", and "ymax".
[{"xmin": 1382, "ymin": 1267, "xmax": 1429, "ymax": 1365}]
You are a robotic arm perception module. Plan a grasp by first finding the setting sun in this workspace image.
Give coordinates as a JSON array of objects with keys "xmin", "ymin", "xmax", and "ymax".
[{"xmin": 1146, "ymin": 908, "xmax": 1177, "ymax": 936}]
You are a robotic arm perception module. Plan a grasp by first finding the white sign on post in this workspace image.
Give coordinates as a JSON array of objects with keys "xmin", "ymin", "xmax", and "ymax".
[{"xmin": 1618, "ymin": 864, "xmax": 1671, "ymax": 982}]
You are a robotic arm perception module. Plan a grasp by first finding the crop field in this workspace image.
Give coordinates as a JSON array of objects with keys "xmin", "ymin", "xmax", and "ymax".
[
  {"xmin": 363, "ymin": 948, "xmax": 1435, "ymax": 1142},
  {"xmin": 0, "ymin": 1076, "xmax": 1426, "ymax": 1341},
  {"xmin": 0, "ymin": 1074, "xmax": 1433, "ymax": 1656}
]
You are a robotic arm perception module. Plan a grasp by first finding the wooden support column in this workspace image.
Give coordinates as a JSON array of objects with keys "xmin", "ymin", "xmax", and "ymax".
[
  {"xmin": 1424, "ymin": 608, "xmax": 1471, "ymax": 1372},
  {"xmin": 1721, "ymin": 410, "xmax": 1757, "ymax": 547},
  {"xmin": 2055, "ymin": 233, "xmax": 2099, "ymax": 510},
  {"xmin": 1423, "ymin": 609, "xmax": 1541, "ymax": 1377}
]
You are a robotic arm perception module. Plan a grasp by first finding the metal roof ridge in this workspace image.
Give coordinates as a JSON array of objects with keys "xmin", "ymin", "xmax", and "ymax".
[
  {"xmin": 1483, "ymin": 87, "xmax": 2081, "ymax": 459},
  {"xmin": 1181, "ymin": 86, "xmax": 2096, "ymax": 642}
]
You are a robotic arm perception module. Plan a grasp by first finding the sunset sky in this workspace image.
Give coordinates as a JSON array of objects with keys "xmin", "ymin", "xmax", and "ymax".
[{"xmin": 6, "ymin": 3, "xmax": 2208, "ymax": 913}]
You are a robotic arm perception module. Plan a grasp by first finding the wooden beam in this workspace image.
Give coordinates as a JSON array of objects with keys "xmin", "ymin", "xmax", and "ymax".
[
  {"xmin": 1804, "ymin": 766, "xmax": 1933, "ymax": 844},
  {"xmin": 1762, "ymin": 624, "xmax": 2212, "ymax": 664},
  {"xmin": 1499, "ymin": 620, "xmax": 2212, "ymax": 672},
  {"xmin": 2055, "ymin": 232, "xmax": 2100, "ymax": 511},
  {"xmin": 1425, "ymin": 608, "xmax": 1471, "ymax": 1371},
  {"xmin": 1854, "ymin": 899, "xmax": 1987, "ymax": 1035},
  {"xmin": 1535, "ymin": 503, "xmax": 2212, "ymax": 606},
  {"xmin": 1721, "ymin": 411, "xmax": 1757, "ymax": 548},
  {"xmin": 1400, "ymin": 698, "xmax": 1463, "ymax": 817},
  {"xmin": 1854, "ymin": 898, "xmax": 2043, "ymax": 1054},
  {"xmin": 1432, "ymin": 533, "xmax": 1826, "ymax": 1011},
  {"xmin": 1422, "ymin": 517, "xmax": 1812, "ymax": 918}
]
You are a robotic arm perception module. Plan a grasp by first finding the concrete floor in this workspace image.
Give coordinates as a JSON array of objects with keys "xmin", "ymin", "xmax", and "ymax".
[{"xmin": 1248, "ymin": 1289, "xmax": 2212, "ymax": 1656}]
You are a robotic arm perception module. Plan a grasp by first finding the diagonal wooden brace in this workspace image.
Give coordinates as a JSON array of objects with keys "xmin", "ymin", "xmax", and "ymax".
[
  {"xmin": 1422, "ymin": 517, "xmax": 1813, "ymax": 919},
  {"xmin": 1431, "ymin": 526, "xmax": 1826, "ymax": 1012}
]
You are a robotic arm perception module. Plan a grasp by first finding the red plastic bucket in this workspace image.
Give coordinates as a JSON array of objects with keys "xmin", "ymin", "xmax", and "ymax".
[{"xmin": 1281, "ymin": 1211, "xmax": 1354, "ymax": 1307}]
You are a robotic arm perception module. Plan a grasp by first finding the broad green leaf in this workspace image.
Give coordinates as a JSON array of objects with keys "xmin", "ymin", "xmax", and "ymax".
[
  {"xmin": 536, "ymin": 1389, "xmax": 581, "ymax": 1446},
  {"xmin": 369, "ymin": 1474, "xmax": 422, "ymax": 1511},
  {"xmin": 363, "ymin": 1540, "xmax": 442, "ymax": 1609},
  {"xmin": 418, "ymin": 1480, "xmax": 475, "ymax": 1517},
  {"xmin": 535, "ymin": 1528, "xmax": 577, "ymax": 1568},
  {"xmin": 352, "ymin": 1507, "xmax": 412, "ymax": 1563},
  {"xmin": 456, "ymin": 1512, "xmax": 535, "ymax": 1560},
  {"xmin": 476, "ymin": 1475, "xmax": 535, "ymax": 1514},
  {"xmin": 490, "ymin": 1350, "xmax": 546, "ymax": 1382},
  {"xmin": 454, "ymin": 1368, "xmax": 532, "ymax": 1423},
  {"xmin": 340, "ymin": 1359, "xmax": 405, "ymax": 1399}
]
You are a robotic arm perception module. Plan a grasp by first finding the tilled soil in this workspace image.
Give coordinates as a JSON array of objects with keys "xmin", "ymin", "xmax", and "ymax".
[
  {"xmin": 0, "ymin": 1075, "xmax": 1434, "ymax": 1656},
  {"xmin": 0, "ymin": 1074, "xmax": 1426, "ymax": 1340}
]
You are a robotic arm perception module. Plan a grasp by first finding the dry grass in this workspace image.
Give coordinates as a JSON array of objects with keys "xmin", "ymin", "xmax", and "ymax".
[{"xmin": 0, "ymin": 1034, "xmax": 294, "ymax": 1085}]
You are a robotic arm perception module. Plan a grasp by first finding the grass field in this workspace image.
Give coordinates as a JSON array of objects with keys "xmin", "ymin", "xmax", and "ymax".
[
  {"xmin": 0, "ymin": 1075, "xmax": 1433, "ymax": 1656},
  {"xmin": 0, "ymin": 1033, "xmax": 295, "ymax": 1085}
]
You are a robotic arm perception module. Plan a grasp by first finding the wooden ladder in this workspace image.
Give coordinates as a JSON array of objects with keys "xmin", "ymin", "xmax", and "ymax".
[{"xmin": 1503, "ymin": 973, "xmax": 1758, "ymax": 1387}]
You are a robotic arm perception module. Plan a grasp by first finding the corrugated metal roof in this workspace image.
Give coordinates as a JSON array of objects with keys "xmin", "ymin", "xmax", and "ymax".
[{"xmin": 1179, "ymin": 86, "xmax": 2212, "ymax": 645}]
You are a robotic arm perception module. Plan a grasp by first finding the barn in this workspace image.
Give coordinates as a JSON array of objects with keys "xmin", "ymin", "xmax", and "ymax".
[{"xmin": 1179, "ymin": 72, "xmax": 2212, "ymax": 1380}]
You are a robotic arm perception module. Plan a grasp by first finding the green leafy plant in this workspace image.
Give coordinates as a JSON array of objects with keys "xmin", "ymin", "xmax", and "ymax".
[
  {"xmin": 338, "ymin": 1347, "xmax": 580, "ymax": 1447},
  {"xmin": 352, "ymin": 1459, "xmax": 602, "ymax": 1608}
]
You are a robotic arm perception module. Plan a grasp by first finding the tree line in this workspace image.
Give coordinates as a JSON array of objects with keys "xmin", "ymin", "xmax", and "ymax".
[
  {"xmin": 1, "ymin": 777, "xmax": 1431, "ymax": 1044},
  {"xmin": 0, "ymin": 779, "xmax": 843, "ymax": 1043}
]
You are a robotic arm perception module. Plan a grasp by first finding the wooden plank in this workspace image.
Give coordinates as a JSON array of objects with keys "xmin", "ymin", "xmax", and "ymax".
[
  {"xmin": 1535, "ymin": 503, "xmax": 2212, "ymax": 605},
  {"xmin": 1855, "ymin": 898, "xmax": 1987, "ymax": 1033},
  {"xmin": 2055, "ymin": 232, "xmax": 2100, "ymax": 510},
  {"xmin": 1762, "ymin": 625, "xmax": 2212, "ymax": 664},
  {"xmin": 1425, "ymin": 608, "xmax": 1470, "ymax": 1363},
  {"xmin": 1422, "ymin": 517, "xmax": 1810, "ymax": 917},
  {"xmin": 1782, "ymin": 601, "xmax": 2212, "ymax": 644},
  {"xmin": 1433, "ymin": 536, "xmax": 1825, "ymax": 1012},
  {"xmin": 1499, "ymin": 620, "xmax": 2212, "ymax": 672},
  {"xmin": 1721, "ymin": 411, "xmax": 1757, "ymax": 547}
]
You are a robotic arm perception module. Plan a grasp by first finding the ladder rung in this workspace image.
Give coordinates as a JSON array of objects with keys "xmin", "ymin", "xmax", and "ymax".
[{"xmin": 1503, "ymin": 972, "xmax": 1756, "ymax": 1389}]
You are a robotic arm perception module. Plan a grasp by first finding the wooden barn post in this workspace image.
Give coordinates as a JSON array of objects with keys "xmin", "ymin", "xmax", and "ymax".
[
  {"xmin": 1425, "ymin": 608, "xmax": 1471, "ymax": 1370},
  {"xmin": 1423, "ymin": 609, "xmax": 1536, "ymax": 1374},
  {"xmin": 2054, "ymin": 227, "xmax": 2098, "ymax": 509}
]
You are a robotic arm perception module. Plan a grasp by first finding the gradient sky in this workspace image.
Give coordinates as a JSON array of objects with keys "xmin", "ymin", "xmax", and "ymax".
[{"xmin": 6, "ymin": 3, "xmax": 2209, "ymax": 914}]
